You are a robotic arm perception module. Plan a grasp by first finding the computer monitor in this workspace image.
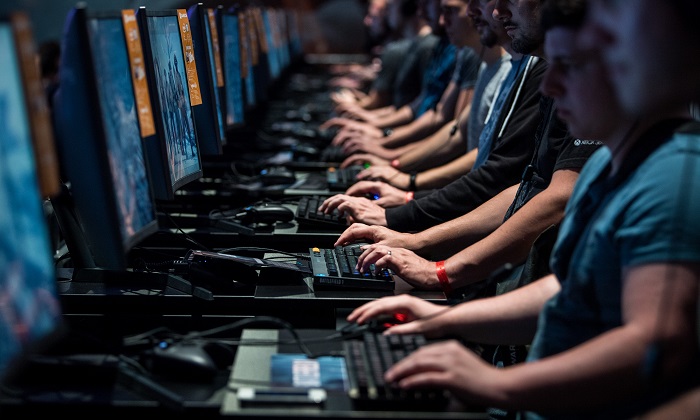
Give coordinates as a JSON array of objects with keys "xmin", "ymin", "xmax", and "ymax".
[
  {"xmin": 262, "ymin": 8, "xmax": 281, "ymax": 82},
  {"xmin": 137, "ymin": 7, "xmax": 204, "ymax": 201},
  {"xmin": 216, "ymin": 6, "xmax": 245, "ymax": 129},
  {"xmin": 0, "ymin": 12, "xmax": 64, "ymax": 384},
  {"xmin": 239, "ymin": 8, "xmax": 257, "ymax": 110},
  {"xmin": 187, "ymin": 3, "xmax": 227, "ymax": 155},
  {"xmin": 249, "ymin": 7, "xmax": 270, "ymax": 104},
  {"xmin": 52, "ymin": 7, "xmax": 159, "ymax": 271}
]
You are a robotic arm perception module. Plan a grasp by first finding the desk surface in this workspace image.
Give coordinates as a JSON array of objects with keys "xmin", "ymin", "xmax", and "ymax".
[{"xmin": 222, "ymin": 329, "xmax": 489, "ymax": 419}]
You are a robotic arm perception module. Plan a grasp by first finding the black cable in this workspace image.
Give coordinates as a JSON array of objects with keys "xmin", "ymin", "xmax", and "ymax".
[{"xmin": 158, "ymin": 212, "xmax": 211, "ymax": 252}]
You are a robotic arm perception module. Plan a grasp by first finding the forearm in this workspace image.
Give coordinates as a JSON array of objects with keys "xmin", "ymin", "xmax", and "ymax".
[
  {"xmin": 445, "ymin": 170, "xmax": 578, "ymax": 288},
  {"xmin": 398, "ymin": 123, "xmax": 465, "ymax": 171},
  {"xmin": 383, "ymin": 110, "xmax": 448, "ymax": 148},
  {"xmin": 370, "ymin": 105, "xmax": 415, "ymax": 130},
  {"xmin": 433, "ymin": 275, "xmax": 559, "ymax": 344},
  {"xmin": 413, "ymin": 150, "xmax": 477, "ymax": 190},
  {"xmin": 492, "ymin": 325, "xmax": 682, "ymax": 413},
  {"xmin": 415, "ymin": 185, "xmax": 518, "ymax": 257}
]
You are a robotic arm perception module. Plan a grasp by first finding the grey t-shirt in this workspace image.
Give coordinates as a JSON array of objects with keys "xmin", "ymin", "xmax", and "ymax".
[{"xmin": 467, "ymin": 53, "xmax": 512, "ymax": 152}]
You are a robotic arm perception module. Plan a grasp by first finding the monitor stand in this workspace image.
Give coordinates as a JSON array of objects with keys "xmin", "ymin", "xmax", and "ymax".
[{"xmin": 50, "ymin": 184, "xmax": 213, "ymax": 300}]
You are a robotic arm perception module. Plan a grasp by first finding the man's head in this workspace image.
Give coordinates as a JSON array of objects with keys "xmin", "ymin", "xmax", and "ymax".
[
  {"xmin": 539, "ymin": 0, "xmax": 625, "ymax": 141},
  {"xmin": 387, "ymin": 0, "xmax": 419, "ymax": 32},
  {"xmin": 365, "ymin": 0, "xmax": 390, "ymax": 43},
  {"xmin": 467, "ymin": 0, "xmax": 509, "ymax": 49},
  {"xmin": 493, "ymin": 0, "xmax": 545, "ymax": 56},
  {"xmin": 441, "ymin": 0, "xmax": 480, "ymax": 48},
  {"xmin": 420, "ymin": 0, "xmax": 446, "ymax": 35},
  {"xmin": 578, "ymin": 0, "xmax": 700, "ymax": 117}
]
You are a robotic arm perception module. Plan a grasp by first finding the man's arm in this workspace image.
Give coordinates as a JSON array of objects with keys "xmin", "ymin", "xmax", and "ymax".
[
  {"xmin": 488, "ymin": 262, "xmax": 700, "ymax": 413},
  {"xmin": 395, "ymin": 118, "xmax": 468, "ymax": 171},
  {"xmin": 439, "ymin": 169, "xmax": 579, "ymax": 289}
]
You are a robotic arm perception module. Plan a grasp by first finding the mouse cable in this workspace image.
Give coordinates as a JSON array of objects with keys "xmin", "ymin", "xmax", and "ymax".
[
  {"xmin": 215, "ymin": 246, "xmax": 311, "ymax": 260},
  {"xmin": 181, "ymin": 316, "xmax": 329, "ymax": 358},
  {"xmin": 155, "ymin": 212, "xmax": 211, "ymax": 252}
]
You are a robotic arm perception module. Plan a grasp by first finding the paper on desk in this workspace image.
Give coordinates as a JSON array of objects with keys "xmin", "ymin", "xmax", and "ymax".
[{"xmin": 270, "ymin": 354, "xmax": 348, "ymax": 390}]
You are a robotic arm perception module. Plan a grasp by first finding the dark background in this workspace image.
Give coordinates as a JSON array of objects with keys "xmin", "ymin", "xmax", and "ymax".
[{"xmin": 1, "ymin": 0, "xmax": 369, "ymax": 54}]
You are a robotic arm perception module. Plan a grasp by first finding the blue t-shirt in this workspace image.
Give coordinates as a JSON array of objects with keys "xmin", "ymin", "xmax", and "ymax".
[
  {"xmin": 409, "ymin": 36, "xmax": 456, "ymax": 117},
  {"xmin": 525, "ymin": 128, "xmax": 700, "ymax": 419}
]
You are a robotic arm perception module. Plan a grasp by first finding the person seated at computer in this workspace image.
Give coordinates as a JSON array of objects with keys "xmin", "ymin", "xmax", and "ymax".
[
  {"xmin": 320, "ymin": 0, "xmax": 464, "ymax": 145},
  {"xmin": 343, "ymin": 1, "xmax": 700, "ymax": 417},
  {"xmin": 575, "ymin": 0, "xmax": 700, "ymax": 416},
  {"xmin": 332, "ymin": 0, "xmax": 436, "ymax": 113}
]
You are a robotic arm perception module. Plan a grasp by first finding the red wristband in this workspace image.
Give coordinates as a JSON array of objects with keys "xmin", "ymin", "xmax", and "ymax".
[
  {"xmin": 405, "ymin": 191, "xmax": 414, "ymax": 203},
  {"xmin": 435, "ymin": 261, "xmax": 452, "ymax": 294},
  {"xmin": 391, "ymin": 159, "xmax": 400, "ymax": 168}
]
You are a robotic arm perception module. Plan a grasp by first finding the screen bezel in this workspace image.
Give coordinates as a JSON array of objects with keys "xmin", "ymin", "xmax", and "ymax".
[
  {"xmin": 187, "ymin": 3, "xmax": 226, "ymax": 155},
  {"xmin": 137, "ymin": 7, "xmax": 204, "ymax": 201},
  {"xmin": 52, "ymin": 7, "xmax": 160, "ymax": 270}
]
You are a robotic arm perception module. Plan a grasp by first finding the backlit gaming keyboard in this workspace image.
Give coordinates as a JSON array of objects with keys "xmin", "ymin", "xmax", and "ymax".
[
  {"xmin": 309, "ymin": 244, "xmax": 395, "ymax": 290},
  {"xmin": 326, "ymin": 165, "xmax": 364, "ymax": 191},
  {"xmin": 343, "ymin": 331, "xmax": 450, "ymax": 409},
  {"xmin": 295, "ymin": 196, "xmax": 348, "ymax": 229}
]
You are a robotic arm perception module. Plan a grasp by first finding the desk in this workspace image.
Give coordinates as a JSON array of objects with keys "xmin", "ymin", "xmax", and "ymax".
[{"xmin": 222, "ymin": 329, "xmax": 489, "ymax": 419}]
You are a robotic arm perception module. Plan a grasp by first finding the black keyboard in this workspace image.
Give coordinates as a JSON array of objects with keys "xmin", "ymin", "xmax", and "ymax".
[
  {"xmin": 343, "ymin": 331, "xmax": 450, "ymax": 409},
  {"xmin": 326, "ymin": 165, "xmax": 363, "ymax": 191},
  {"xmin": 295, "ymin": 196, "xmax": 347, "ymax": 229},
  {"xmin": 309, "ymin": 244, "xmax": 395, "ymax": 290},
  {"xmin": 320, "ymin": 144, "xmax": 345, "ymax": 162}
]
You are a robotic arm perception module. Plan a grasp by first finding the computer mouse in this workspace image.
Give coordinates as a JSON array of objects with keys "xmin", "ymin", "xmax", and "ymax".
[
  {"xmin": 144, "ymin": 340, "xmax": 234, "ymax": 382},
  {"xmin": 340, "ymin": 313, "xmax": 409, "ymax": 336},
  {"xmin": 259, "ymin": 167, "xmax": 297, "ymax": 186},
  {"xmin": 240, "ymin": 203, "xmax": 295, "ymax": 225}
]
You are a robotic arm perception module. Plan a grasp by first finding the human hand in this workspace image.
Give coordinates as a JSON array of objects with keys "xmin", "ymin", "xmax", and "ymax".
[
  {"xmin": 335, "ymin": 223, "xmax": 415, "ymax": 250},
  {"xmin": 339, "ymin": 154, "xmax": 389, "ymax": 169},
  {"xmin": 358, "ymin": 166, "xmax": 410, "ymax": 189},
  {"xmin": 385, "ymin": 340, "xmax": 501, "ymax": 407},
  {"xmin": 346, "ymin": 294, "xmax": 445, "ymax": 331},
  {"xmin": 318, "ymin": 195, "xmax": 387, "ymax": 226},
  {"xmin": 355, "ymin": 244, "xmax": 440, "ymax": 290},
  {"xmin": 342, "ymin": 138, "xmax": 390, "ymax": 158},
  {"xmin": 320, "ymin": 116, "xmax": 354, "ymax": 131},
  {"xmin": 345, "ymin": 181, "xmax": 408, "ymax": 207}
]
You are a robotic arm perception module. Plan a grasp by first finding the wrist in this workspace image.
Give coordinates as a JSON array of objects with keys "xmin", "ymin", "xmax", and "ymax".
[
  {"xmin": 408, "ymin": 172, "xmax": 418, "ymax": 191},
  {"xmin": 435, "ymin": 260, "xmax": 452, "ymax": 294}
]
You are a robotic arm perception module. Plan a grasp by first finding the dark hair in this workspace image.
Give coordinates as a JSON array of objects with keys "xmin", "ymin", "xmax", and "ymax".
[
  {"xmin": 540, "ymin": 0, "xmax": 587, "ymax": 32},
  {"xmin": 400, "ymin": 0, "xmax": 419, "ymax": 17}
]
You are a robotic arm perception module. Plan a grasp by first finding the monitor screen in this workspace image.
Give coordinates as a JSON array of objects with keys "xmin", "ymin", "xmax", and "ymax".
[
  {"xmin": 262, "ymin": 8, "xmax": 281, "ymax": 81},
  {"xmin": 240, "ymin": 9, "xmax": 257, "ymax": 109},
  {"xmin": 0, "ymin": 13, "xmax": 63, "ymax": 384},
  {"xmin": 187, "ymin": 3, "xmax": 226, "ymax": 154},
  {"xmin": 217, "ymin": 7, "xmax": 245, "ymax": 129},
  {"xmin": 137, "ymin": 8, "xmax": 203, "ymax": 200},
  {"xmin": 52, "ymin": 7, "xmax": 159, "ymax": 270}
]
